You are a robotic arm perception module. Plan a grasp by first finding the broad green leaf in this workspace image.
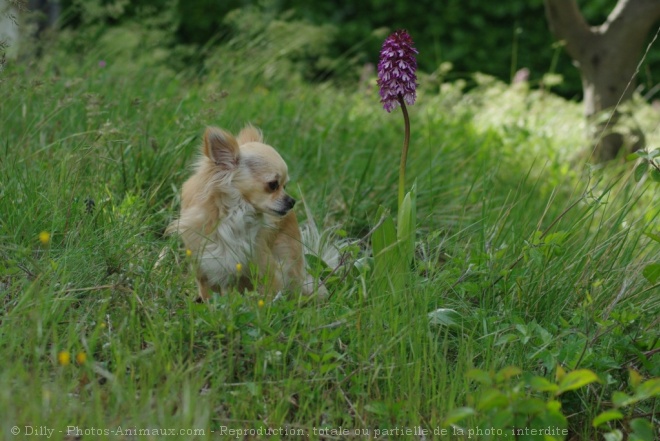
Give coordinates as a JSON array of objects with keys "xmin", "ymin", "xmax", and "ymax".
[
  {"xmin": 546, "ymin": 400, "xmax": 562, "ymax": 412},
  {"xmin": 603, "ymin": 430, "xmax": 624, "ymax": 441},
  {"xmin": 512, "ymin": 398, "xmax": 546, "ymax": 415},
  {"xmin": 556, "ymin": 369, "xmax": 599, "ymax": 395},
  {"xmin": 592, "ymin": 410, "xmax": 623, "ymax": 428},
  {"xmin": 634, "ymin": 378, "xmax": 660, "ymax": 401},
  {"xmin": 427, "ymin": 308, "xmax": 461, "ymax": 328},
  {"xmin": 644, "ymin": 231, "xmax": 660, "ymax": 243},
  {"xmin": 628, "ymin": 369, "xmax": 642, "ymax": 389},
  {"xmin": 443, "ymin": 407, "xmax": 475, "ymax": 426},
  {"xmin": 495, "ymin": 366, "xmax": 522, "ymax": 382},
  {"xmin": 629, "ymin": 418, "xmax": 654, "ymax": 441},
  {"xmin": 634, "ymin": 163, "xmax": 648, "ymax": 182},
  {"xmin": 494, "ymin": 333, "xmax": 518, "ymax": 346},
  {"xmin": 491, "ymin": 409, "xmax": 513, "ymax": 430},
  {"xmin": 530, "ymin": 402, "xmax": 567, "ymax": 440},
  {"xmin": 642, "ymin": 263, "xmax": 660, "ymax": 284},
  {"xmin": 528, "ymin": 376, "xmax": 559, "ymax": 393},
  {"xmin": 612, "ymin": 391, "xmax": 633, "ymax": 407},
  {"xmin": 650, "ymin": 168, "xmax": 660, "ymax": 183},
  {"xmin": 477, "ymin": 388, "xmax": 508, "ymax": 411},
  {"xmin": 626, "ymin": 151, "xmax": 640, "ymax": 161}
]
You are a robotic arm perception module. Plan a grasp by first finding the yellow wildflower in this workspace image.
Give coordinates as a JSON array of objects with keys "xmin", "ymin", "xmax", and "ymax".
[
  {"xmin": 258, "ymin": 299, "xmax": 265, "ymax": 308},
  {"xmin": 75, "ymin": 352, "xmax": 87, "ymax": 365},
  {"xmin": 236, "ymin": 263, "xmax": 243, "ymax": 273},
  {"xmin": 39, "ymin": 231, "xmax": 51, "ymax": 245},
  {"xmin": 185, "ymin": 249, "xmax": 192, "ymax": 257},
  {"xmin": 57, "ymin": 351, "xmax": 71, "ymax": 366}
]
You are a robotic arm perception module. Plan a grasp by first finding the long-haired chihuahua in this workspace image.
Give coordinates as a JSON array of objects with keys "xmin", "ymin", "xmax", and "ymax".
[{"xmin": 168, "ymin": 125, "xmax": 309, "ymax": 299}]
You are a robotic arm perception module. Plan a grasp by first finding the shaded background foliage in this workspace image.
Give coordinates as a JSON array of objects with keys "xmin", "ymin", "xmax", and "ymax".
[{"xmin": 55, "ymin": 0, "xmax": 659, "ymax": 100}]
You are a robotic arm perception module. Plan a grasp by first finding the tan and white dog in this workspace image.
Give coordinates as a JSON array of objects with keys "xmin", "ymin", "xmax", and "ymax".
[{"xmin": 168, "ymin": 125, "xmax": 309, "ymax": 299}]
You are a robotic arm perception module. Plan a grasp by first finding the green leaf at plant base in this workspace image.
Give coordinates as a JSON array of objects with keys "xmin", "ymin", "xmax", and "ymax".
[
  {"xmin": 555, "ymin": 369, "xmax": 599, "ymax": 395},
  {"xmin": 592, "ymin": 410, "xmax": 624, "ymax": 428},
  {"xmin": 642, "ymin": 263, "xmax": 660, "ymax": 284},
  {"xmin": 629, "ymin": 418, "xmax": 655, "ymax": 441},
  {"xmin": 371, "ymin": 206, "xmax": 405, "ymax": 294},
  {"xmin": 396, "ymin": 182, "xmax": 417, "ymax": 268},
  {"xmin": 443, "ymin": 407, "xmax": 475, "ymax": 426}
]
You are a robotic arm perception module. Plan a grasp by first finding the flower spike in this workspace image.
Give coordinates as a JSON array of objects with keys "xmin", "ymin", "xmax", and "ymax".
[{"xmin": 377, "ymin": 30, "xmax": 418, "ymax": 113}]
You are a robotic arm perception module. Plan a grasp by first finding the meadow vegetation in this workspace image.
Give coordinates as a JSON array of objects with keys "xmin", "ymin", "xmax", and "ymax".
[{"xmin": 1, "ymin": 6, "xmax": 659, "ymax": 440}]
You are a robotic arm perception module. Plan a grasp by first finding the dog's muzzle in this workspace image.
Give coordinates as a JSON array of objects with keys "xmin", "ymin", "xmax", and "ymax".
[{"xmin": 273, "ymin": 195, "xmax": 296, "ymax": 216}]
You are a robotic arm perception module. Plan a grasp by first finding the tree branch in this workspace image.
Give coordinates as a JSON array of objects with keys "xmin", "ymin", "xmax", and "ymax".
[
  {"xmin": 606, "ymin": 0, "xmax": 660, "ymax": 26},
  {"xmin": 601, "ymin": 0, "xmax": 660, "ymax": 46}
]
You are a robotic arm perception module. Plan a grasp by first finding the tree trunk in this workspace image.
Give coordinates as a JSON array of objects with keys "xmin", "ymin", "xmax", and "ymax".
[
  {"xmin": 544, "ymin": 0, "xmax": 660, "ymax": 161},
  {"xmin": 27, "ymin": 0, "xmax": 59, "ymax": 36}
]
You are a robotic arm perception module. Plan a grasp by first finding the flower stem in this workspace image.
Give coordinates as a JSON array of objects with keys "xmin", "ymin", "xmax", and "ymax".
[{"xmin": 398, "ymin": 95, "xmax": 410, "ymax": 210}]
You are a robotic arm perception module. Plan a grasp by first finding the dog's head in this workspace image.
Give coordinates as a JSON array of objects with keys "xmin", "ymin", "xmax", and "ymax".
[{"xmin": 203, "ymin": 125, "xmax": 295, "ymax": 216}]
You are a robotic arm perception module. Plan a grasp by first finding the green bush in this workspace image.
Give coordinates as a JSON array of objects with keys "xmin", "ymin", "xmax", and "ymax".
[{"xmin": 56, "ymin": 0, "xmax": 660, "ymax": 99}]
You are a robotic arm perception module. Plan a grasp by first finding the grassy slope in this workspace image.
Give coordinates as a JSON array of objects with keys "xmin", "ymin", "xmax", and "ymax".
[{"xmin": 1, "ymin": 25, "xmax": 659, "ymax": 440}]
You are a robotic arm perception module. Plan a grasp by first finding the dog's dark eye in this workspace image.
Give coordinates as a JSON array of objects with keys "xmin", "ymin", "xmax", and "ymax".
[{"xmin": 268, "ymin": 181, "xmax": 279, "ymax": 191}]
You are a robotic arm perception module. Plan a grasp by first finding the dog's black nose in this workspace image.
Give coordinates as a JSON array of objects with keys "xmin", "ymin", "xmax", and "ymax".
[{"xmin": 285, "ymin": 195, "xmax": 296, "ymax": 210}]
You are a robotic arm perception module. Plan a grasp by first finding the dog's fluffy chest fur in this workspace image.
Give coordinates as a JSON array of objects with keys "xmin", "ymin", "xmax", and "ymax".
[{"xmin": 199, "ymin": 201, "xmax": 265, "ymax": 288}]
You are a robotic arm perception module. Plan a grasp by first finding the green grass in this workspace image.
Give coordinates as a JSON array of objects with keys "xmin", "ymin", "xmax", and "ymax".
[{"xmin": 1, "ymin": 21, "xmax": 659, "ymax": 441}]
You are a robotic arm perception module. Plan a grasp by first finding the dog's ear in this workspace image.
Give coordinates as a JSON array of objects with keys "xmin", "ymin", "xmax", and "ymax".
[
  {"xmin": 237, "ymin": 124, "xmax": 263, "ymax": 144},
  {"xmin": 203, "ymin": 127, "xmax": 239, "ymax": 169}
]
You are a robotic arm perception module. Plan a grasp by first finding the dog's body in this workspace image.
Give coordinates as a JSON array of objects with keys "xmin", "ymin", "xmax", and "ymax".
[{"xmin": 168, "ymin": 125, "xmax": 307, "ymax": 299}]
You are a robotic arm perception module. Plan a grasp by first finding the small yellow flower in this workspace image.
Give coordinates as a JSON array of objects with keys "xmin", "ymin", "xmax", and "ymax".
[
  {"xmin": 236, "ymin": 263, "xmax": 243, "ymax": 273},
  {"xmin": 57, "ymin": 351, "xmax": 71, "ymax": 366},
  {"xmin": 257, "ymin": 299, "xmax": 265, "ymax": 308},
  {"xmin": 185, "ymin": 249, "xmax": 192, "ymax": 257},
  {"xmin": 39, "ymin": 231, "xmax": 51, "ymax": 245},
  {"xmin": 75, "ymin": 352, "xmax": 87, "ymax": 365},
  {"xmin": 100, "ymin": 322, "xmax": 106, "ymax": 329}
]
